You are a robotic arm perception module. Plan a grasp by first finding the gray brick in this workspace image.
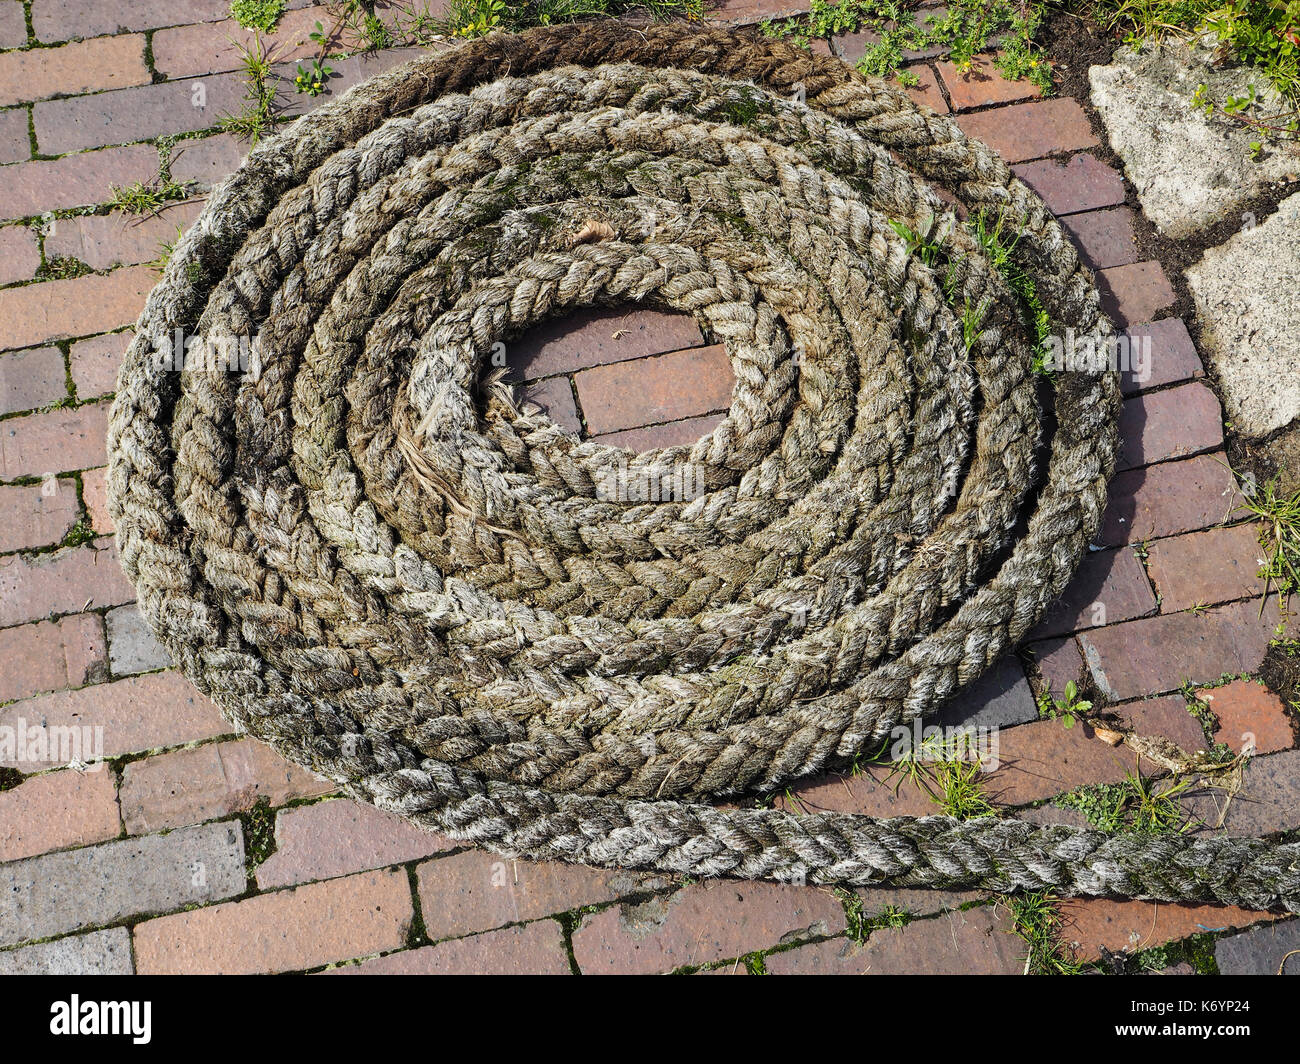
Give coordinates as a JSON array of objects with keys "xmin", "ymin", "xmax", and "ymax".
[
  {"xmin": 1215, "ymin": 918, "xmax": 1300, "ymax": 975},
  {"xmin": 106, "ymin": 603, "xmax": 172, "ymax": 675},
  {"xmin": 931, "ymin": 656, "xmax": 1037, "ymax": 730},
  {"xmin": 0, "ymin": 820, "xmax": 245, "ymax": 947},
  {"xmin": 0, "ymin": 927, "xmax": 133, "ymax": 974}
]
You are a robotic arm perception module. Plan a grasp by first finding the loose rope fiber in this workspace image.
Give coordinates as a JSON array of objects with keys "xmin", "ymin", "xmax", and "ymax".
[{"xmin": 108, "ymin": 22, "xmax": 1300, "ymax": 910}]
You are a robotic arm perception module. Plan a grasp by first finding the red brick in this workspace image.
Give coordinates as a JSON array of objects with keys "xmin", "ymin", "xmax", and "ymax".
[
  {"xmin": 134, "ymin": 867, "xmax": 414, "ymax": 974},
  {"xmin": 80, "ymin": 466, "xmax": 114, "ymax": 533},
  {"xmin": 1100, "ymin": 454, "xmax": 1241, "ymax": 547},
  {"xmin": 69, "ymin": 332, "xmax": 130, "ymax": 398},
  {"xmin": 1029, "ymin": 635, "xmax": 1086, "ymax": 696},
  {"xmin": 1118, "ymin": 381, "xmax": 1222, "ymax": 472},
  {"xmin": 45, "ymin": 201, "xmax": 202, "ymax": 271},
  {"xmin": 1098, "ymin": 260, "xmax": 1176, "ymax": 328},
  {"xmin": 258, "ymin": 798, "xmax": 454, "ymax": 889},
  {"xmin": 0, "ymin": 401, "xmax": 109, "ymax": 477},
  {"xmin": 518, "ymin": 375, "xmax": 580, "ymax": 434},
  {"xmin": 1114, "ymin": 694, "xmax": 1209, "ymax": 755},
  {"xmin": 780, "ymin": 763, "xmax": 938, "ymax": 818},
  {"xmin": 767, "ymin": 905, "xmax": 1025, "ymax": 974},
  {"xmin": 152, "ymin": 6, "xmax": 333, "ymax": 79},
  {"xmin": 119, "ymin": 738, "xmax": 333, "ymax": 833},
  {"xmin": 899, "ymin": 64, "xmax": 948, "ymax": 114},
  {"xmin": 1058, "ymin": 897, "xmax": 1273, "ymax": 961},
  {"xmin": 1013, "ymin": 153, "xmax": 1125, "ymax": 216},
  {"xmin": 0, "ymin": 767, "xmax": 121, "ymax": 862},
  {"xmin": 511, "ymin": 307, "xmax": 705, "ymax": 379},
  {"xmin": 0, "ymin": 537, "xmax": 133, "ymax": 627},
  {"xmin": 0, "ymin": 223, "xmax": 39, "ymax": 284},
  {"xmin": 576, "ymin": 344, "xmax": 734, "ymax": 435},
  {"xmin": 573, "ymin": 880, "xmax": 845, "ymax": 973},
  {"xmin": 1078, "ymin": 598, "xmax": 1291, "ymax": 702},
  {"xmin": 1203, "ymin": 680, "xmax": 1294, "ymax": 755},
  {"xmin": 709, "ymin": 0, "xmax": 809, "ymax": 24},
  {"xmin": 1121, "ymin": 318, "xmax": 1203, "ymax": 396},
  {"xmin": 0, "ymin": 613, "xmax": 106, "ymax": 702},
  {"xmin": 0, "ymin": 671, "xmax": 229, "ymax": 771},
  {"xmin": 984, "ymin": 718, "xmax": 1163, "ymax": 805},
  {"xmin": 0, "ymin": 478, "xmax": 78, "ymax": 551},
  {"xmin": 0, "ymin": 2, "xmax": 26, "ymax": 49},
  {"xmin": 956, "ymin": 98, "xmax": 1098, "ymax": 164},
  {"xmin": 0, "ymin": 268, "xmax": 152, "ymax": 350},
  {"xmin": 33, "ymin": 75, "xmax": 245, "ymax": 155},
  {"xmin": 1061, "ymin": 206, "xmax": 1139, "ymax": 271},
  {"xmin": 593, "ymin": 413, "xmax": 724, "ymax": 451},
  {"xmin": 33, "ymin": 0, "xmax": 233, "ymax": 42},
  {"xmin": 1145, "ymin": 524, "xmax": 1266, "ymax": 612},
  {"xmin": 0, "ymin": 144, "xmax": 159, "ymax": 221},
  {"xmin": 0, "ymin": 33, "xmax": 149, "ymax": 107},
  {"xmin": 0, "ymin": 106, "xmax": 28, "ymax": 164},
  {"xmin": 417, "ymin": 849, "xmax": 661, "ymax": 940},
  {"xmin": 936, "ymin": 54, "xmax": 1042, "ymax": 109},
  {"xmin": 1031, "ymin": 544, "xmax": 1156, "ymax": 639},
  {"xmin": 0, "ymin": 345, "xmax": 67, "ymax": 414},
  {"xmin": 168, "ymin": 132, "xmax": 245, "ymax": 191},
  {"xmin": 330, "ymin": 922, "xmax": 571, "ymax": 975}
]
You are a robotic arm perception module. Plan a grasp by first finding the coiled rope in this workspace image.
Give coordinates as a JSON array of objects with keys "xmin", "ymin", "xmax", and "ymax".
[{"xmin": 108, "ymin": 22, "xmax": 1300, "ymax": 911}]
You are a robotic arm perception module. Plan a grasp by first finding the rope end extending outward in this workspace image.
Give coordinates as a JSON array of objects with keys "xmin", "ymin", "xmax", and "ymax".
[{"xmin": 106, "ymin": 21, "xmax": 1296, "ymax": 913}]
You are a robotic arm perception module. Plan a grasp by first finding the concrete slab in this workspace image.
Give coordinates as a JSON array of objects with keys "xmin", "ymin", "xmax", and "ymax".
[
  {"xmin": 1090, "ymin": 37, "xmax": 1298, "ymax": 238},
  {"xmin": 1185, "ymin": 191, "xmax": 1300, "ymax": 436}
]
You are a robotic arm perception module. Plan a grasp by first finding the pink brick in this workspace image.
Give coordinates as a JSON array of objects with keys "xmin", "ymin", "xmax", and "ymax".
[
  {"xmin": 1059, "ymin": 897, "xmax": 1273, "ymax": 961},
  {"xmin": 518, "ymin": 376, "xmax": 580, "ymax": 434},
  {"xmin": 936, "ymin": 54, "xmax": 1041, "ymax": 110},
  {"xmin": 1114, "ymin": 694, "xmax": 1209, "ymax": 755},
  {"xmin": 417, "ymin": 849, "xmax": 661, "ymax": 940},
  {"xmin": 956, "ymin": 98, "xmax": 1098, "ymax": 163},
  {"xmin": 0, "ymin": 401, "xmax": 109, "ymax": 477},
  {"xmin": 1031, "ymin": 544, "xmax": 1156, "ymax": 639},
  {"xmin": 1122, "ymin": 318, "xmax": 1203, "ymax": 395},
  {"xmin": 767, "ymin": 905, "xmax": 1025, "ymax": 974},
  {"xmin": 0, "ymin": 144, "xmax": 160, "ymax": 221},
  {"xmin": 0, "ymin": 268, "xmax": 152, "ymax": 350},
  {"xmin": 0, "ymin": 767, "xmax": 121, "ymax": 862},
  {"xmin": 168, "ymin": 132, "xmax": 245, "ymax": 191},
  {"xmin": 70, "ymin": 332, "xmax": 130, "ymax": 398},
  {"xmin": 779, "ymin": 763, "xmax": 937, "ymax": 818},
  {"xmin": 1079, "ymin": 598, "xmax": 1293, "ymax": 702},
  {"xmin": 1100, "ymin": 454, "xmax": 1241, "ymax": 547},
  {"xmin": 119, "ymin": 738, "xmax": 333, "ymax": 834},
  {"xmin": 1098, "ymin": 261, "xmax": 1176, "ymax": 327},
  {"xmin": 511, "ymin": 307, "xmax": 705, "ymax": 379},
  {"xmin": 0, "ymin": 224, "xmax": 40, "ymax": 284},
  {"xmin": 709, "ymin": 0, "xmax": 809, "ymax": 24},
  {"xmin": 0, "ymin": 345, "xmax": 68, "ymax": 415},
  {"xmin": 0, "ymin": 671, "xmax": 229, "ymax": 771},
  {"xmin": 0, "ymin": 537, "xmax": 133, "ymax": 627},
  {"xmin": 1062, "ymin": 206, "xmax": 1139, "ymax": 271},
  {"xmin": 575, "ymin": 344, "xmax": 734, "ymax": 434},
  {"xmin": 0, "ymin": 478, "xmax": 78, "ymax": 551},
  {"xmin": 152, "ymin": 6, "xmax": 332, "ymax": 79},
  {"xmin": 45, "ymin": 201, "xmax": 202, "ymax": 271},
  {"xmin": 1145, "ymin": 524, "xmax": 1266, "ymax": 612},
  {"xmin": 573, "ymin": 880, "xmax": 845, "ymax": 973},
  {"xmin": 330, "ymin": 922, "xmax": 571, "ymax": 975},
  {"xmin": 257, "ymin": 798, "xmax": 453, "ymax": 889},
  {"xmin": 0, "ymin": 33, "xmax": 149, "ymax": 107},
  {"xmin": 33, "ymin": 0, "xmax": 233, "ymax": 41},
  {"xmin": 0, "ymin": 613, "xmax": 106, "ymax": 702},
  {"xmin": 900, "ymin": 64, "xmax": 948, "ymax": 114},
  {"xmin": 1203, "ymin": 680, "xmax": 1294, "ymax": 755},
  {"xmin": 1118, "ymin": 381, "xmax": 1222, "ymax": 472},
  {"xmin": 0, "ymin": 1, "xmax": 26, "ymax": 49},
  {"xmin": 1030, "ymin": 635, "xmax": 1086, "ymax": 696},
  {"xmin": 0, "ymin": 105, "xmax": 27, "ymax": 163},
  {"xmin": 1013, "ymin": 153, "xmax": 1125, "ymax": 216},
  {"xmin": 592, "ymin": 413, "xmax": 725, "ymax": 451},
  {"xmin": 134, "ymin": 867, "xmax": 414, "ymax": 974},
  {"xmin": 80, "ymin": 466, "xmax": 114, "ymax": 533}
]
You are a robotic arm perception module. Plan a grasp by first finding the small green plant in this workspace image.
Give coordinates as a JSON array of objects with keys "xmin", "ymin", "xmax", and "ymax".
[
  {"xmin": 1056, "ymin": 766, "xmax": 1198, "ymax": 835},
  {"xmin": 1036, "ymin": 679, "xmax": 1093, "ymax": 729},
  {"xmin": 37, "ymin": 256, "xmax": 93, "ymax": 280},
  {"xmin": 230, "ymin": 0, "xmax": 286, "ymax": 32},
  {"xmin": 961, "ymin": 295, "xmax": 989, "ymax": 354},
  {"xmin": 1235, "ymin": 474, "xmax": 1300, "ymax": 607},
  {"xmin": 218, "ymin": 32, "xmax": 285, "ymax": 143},
  {"xmin": 1005, "ymin": 892, "xmax": 1086, "ymax": 975},
  {"xmin": 108, "ymin": 175, "xmax": 190, "ymax": 216},
  {"xmin": 294, "ymin": 57, "xmax": 335, "ymax": 95},
  {"xmin": 968, "ymin": 206, "xmax": 1053, "ymax": 375},
  {"xmin": 439, "ymin": 0, "xmax": 505, "ymax": 38},
  {"xmin": 888, "ymin": 213, "xmax": 948, "ymax": 267}
]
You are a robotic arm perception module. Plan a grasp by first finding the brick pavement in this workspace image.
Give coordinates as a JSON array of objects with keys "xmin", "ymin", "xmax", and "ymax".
[{"xmin": 0, "ymin": 1, "xmax": 1295, "ymax": 975}]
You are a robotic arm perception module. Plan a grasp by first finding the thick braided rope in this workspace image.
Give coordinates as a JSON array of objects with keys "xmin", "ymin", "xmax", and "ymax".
[{"xmin": 107, "ymin": 22, "xmax": 1300, "ymax": 911}]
